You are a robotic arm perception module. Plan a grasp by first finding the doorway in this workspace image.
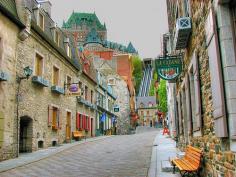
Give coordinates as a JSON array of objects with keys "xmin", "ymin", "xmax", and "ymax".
[
  {"xmin": 66, "ymin": 111, "xmax": 71, "ymax": 141},
  {"xmin": 19, "ymin": 116, "xmax": 33, "ymax": 153},
  {"xmin": 91, "ymin": 118, "xmax": 93, "ymax": 137}
]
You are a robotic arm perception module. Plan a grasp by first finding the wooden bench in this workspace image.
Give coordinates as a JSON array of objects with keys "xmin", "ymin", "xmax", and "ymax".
[
  {"xmin": 171, "ymin": 145, "xmax": 202, "ymax": 177},
  {"xmin": 72, "ymin": 130, "xmax": 85, "ymax": 140}
]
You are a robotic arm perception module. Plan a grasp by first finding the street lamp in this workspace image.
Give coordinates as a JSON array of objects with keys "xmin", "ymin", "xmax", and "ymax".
[
  {"xmin": 17, "ymin": 66, "xmax": 33, "ymax": 82},
  {"xmin": 16, "ymin": 66, "xmax": 33, "ymax": 157}
]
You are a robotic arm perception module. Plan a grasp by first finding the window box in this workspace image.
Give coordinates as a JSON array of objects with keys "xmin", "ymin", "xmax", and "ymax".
[
  {"xmin": 0, "ymin": 71, "xmax": 9, "ymax": 81},
  {"xmin": 51, "ymin": 85, "xmax": 64, "ymax": 94},
  {"xmin": 32, "ymin": 76, "xmax": 49, "ymax": 87}
]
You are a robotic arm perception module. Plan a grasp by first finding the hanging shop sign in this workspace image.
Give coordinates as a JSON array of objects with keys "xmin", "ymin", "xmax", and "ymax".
[
  {"xmin": 155, "ymin": 55, "xmax": 182, "ymax": 80},
  {"xmin": 65, "ymin": 83, "xmax": 82, "ymax": 96}
]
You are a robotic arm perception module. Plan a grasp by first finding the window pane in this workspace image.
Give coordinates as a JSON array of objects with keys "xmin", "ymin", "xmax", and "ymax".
[
  {"xmin": 53, "ymin": 66, "xmax": 59, "ymax": 85},
  {"xmin": 39, "ymin": 13, "xmax": 44, "ymax": 30},
  {"xmin": 35, "ymin": 54, "xmax": 43, "ymax": 76}
]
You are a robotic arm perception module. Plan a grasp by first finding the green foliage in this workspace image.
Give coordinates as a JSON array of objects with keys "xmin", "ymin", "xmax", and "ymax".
[
  {"xmin": 132, "ymin": 56, "xmax": 143, "ymax": 94},
  {"xmin": 157, "ymin": 79, "xmax": 168, "ymax": 113},
  {"xmin": 149, "ymin": 71, "xmax": 158, "ymax": 96}
]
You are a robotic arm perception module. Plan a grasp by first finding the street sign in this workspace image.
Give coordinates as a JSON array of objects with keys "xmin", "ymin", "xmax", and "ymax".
[
  {"xmin": 155, "ymin": 55, "xmax": 182, "ymax": 80},
  {"xmin": 114, "ymin": 106, "xmax": 119, "ymax": 112}
]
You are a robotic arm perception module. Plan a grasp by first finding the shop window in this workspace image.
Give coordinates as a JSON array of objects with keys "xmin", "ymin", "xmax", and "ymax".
[
  {"xmin": 34, "ymin": 53, "xmax": 43, "ymax": 76},
  {"xmin": 52, "ymin": 66, "xmax": 59, "ymax": 86}
]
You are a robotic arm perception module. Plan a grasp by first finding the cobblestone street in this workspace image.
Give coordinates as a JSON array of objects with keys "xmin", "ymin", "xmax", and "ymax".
[{"xmin": 0, "ymin": 130, "xmax": 158, "ymax": 177}]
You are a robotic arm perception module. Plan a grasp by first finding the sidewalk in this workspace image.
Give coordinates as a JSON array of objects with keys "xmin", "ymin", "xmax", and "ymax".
[
  {"xmin": 0, "ymin": 136, "xmax": 111, "ymax": 173},
  {"xmin": 148, "ymin": 130, "xmax": 180, "ymax": 177}
]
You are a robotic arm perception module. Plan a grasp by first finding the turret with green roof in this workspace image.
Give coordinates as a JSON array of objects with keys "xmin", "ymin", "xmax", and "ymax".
[{"xmin": 62, "ymin": 12, "xmax": 106, "ymax": 31}]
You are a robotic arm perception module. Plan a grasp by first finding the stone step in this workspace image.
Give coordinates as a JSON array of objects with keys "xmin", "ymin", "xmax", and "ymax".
[{"xmin": 161, "ymin": 160, "xmax": 179, "ymax": 173}]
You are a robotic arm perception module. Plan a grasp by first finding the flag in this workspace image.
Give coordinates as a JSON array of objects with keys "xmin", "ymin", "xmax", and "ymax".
[
  {"xmin": 112, "ymin": 116, "xmax": 116, "ymax": 123},
  {"xmin": 100, "ymin": 112, "xmax": 106, "ymax": 122}
]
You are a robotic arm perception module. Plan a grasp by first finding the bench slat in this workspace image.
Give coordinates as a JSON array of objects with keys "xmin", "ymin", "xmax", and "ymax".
[{"xmin": 172, "ymin": 145, "xmax": 202, "ymax": 174}]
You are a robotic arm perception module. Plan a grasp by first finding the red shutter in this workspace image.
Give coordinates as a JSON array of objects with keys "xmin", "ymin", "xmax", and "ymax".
[
  {"xmin": 193, "ymin": 52, "xmax": 202, "ymax": 133},
  {"xmin": 48, "ymin": 105, "xmax": 53, "ymax": 127},
  {"xmin": 207, "ymin": 8, "xmax": 228, "ymax": 138}
]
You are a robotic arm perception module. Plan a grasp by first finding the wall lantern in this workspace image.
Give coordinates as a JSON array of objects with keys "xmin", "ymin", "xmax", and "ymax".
[{"xmin": 17, "ymin": 66, "xmax": 33, "ymax": 83}]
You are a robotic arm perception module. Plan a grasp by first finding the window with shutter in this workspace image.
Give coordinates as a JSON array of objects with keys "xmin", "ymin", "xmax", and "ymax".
[
  {"xmin": 58, "ymin": 109, "xmax": 62, "ymax": 129},
  {"xmin": 52, "ymin": 66, "xmax": 59, "ymax": 86},
  {"xmin": 177, "ymin": 93, "xmax": 183, "ymax": 135},
  {"xmin": 48, "ymin": 105, "xmax": 53, "ymax": 127},
  {"xmin": 35, "ymin": 53, "xmax": 43, "ymax": 76},
  {"xmin": 51, "ymin": 106, "xmax": 60, "ymax": 130},
  {"xmin": 185, "ymin": 74, "xmax": 193, "ymax": 135},
  {"xmin": 76, "ymin": 113, "xmax": 80, "ymax": 129},
  {"xmin": 206, "ymin": 8, "xmax": 228, "ymax": 137},
  {"xmin": 88, "ymin": 117, "xmax": 90, "ymax": 131},
  {"xmin": 193, "ymin": 52, "xmax": 202, "ymax": 133}
]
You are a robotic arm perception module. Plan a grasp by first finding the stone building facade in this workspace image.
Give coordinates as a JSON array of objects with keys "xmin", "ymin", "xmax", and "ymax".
[
  {"xmin": 136, "ymin": 97, "xmax": 157, "ymax": 127},
  {"xmin": 0, "ymin": 0, "xmax": 26, "ymax": 161},
  {"xmin": 0, "ymin": 0, "xmax": 97, "ymax": 161},
  {"xmin": 166, "ymin": 0, "xmax": 236, "ymax": 176}
]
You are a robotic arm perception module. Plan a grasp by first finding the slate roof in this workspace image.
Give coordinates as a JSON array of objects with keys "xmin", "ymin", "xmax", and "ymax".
[
  {"xmin": 23, "ymin": 0, "xmax": 82, "ymax": 71},
  {"xmin": 136, "ymin": 96, "xmax": 157, "ymax": 109},
  {"xmin": 85, "ymin": 28, "xmax": 102, "ymax": 45},
  {"xmin": 62, "ymin": 12, "xmax": 106, "ymax": 30},
  {"xmin": 0, "ymin": 0, "xmax": 25, "ymax": 28}
]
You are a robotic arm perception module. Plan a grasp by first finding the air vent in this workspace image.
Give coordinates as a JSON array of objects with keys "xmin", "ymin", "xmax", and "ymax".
[{"xmin": 174, "ymin": 17, "xmax": 192, "ymax": 50}]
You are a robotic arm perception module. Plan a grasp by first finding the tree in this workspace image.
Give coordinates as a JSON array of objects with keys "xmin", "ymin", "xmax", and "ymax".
[
  {"xmin": 132, "ymin": 56, "xmax": 143, "ymax": 94},
  {"xmin": 157, "ymin": 79, "xmax": 168, "ymax": 113}
]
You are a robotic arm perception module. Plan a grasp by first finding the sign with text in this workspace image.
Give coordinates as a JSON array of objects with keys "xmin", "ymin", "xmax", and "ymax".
[
  {"xmin": 65, "ymin": 84, "xmax": 82, "ymax": 96},
  {"xmin": 155, "ymin": 56, "xmax": 182, "ymax": 80}
]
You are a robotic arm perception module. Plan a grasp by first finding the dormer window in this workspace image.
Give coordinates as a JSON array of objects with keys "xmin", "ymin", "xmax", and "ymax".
[
  {"xmin": 55, "ymin": 31, "xmax": 60, "ymax": 46},
  {"xmin": 67, "ymin": 45, "xmax": 72, "ymax": 58},
  {"xmin": 39, "ymin": 13, "xmax": 44, "ymax": 30}
]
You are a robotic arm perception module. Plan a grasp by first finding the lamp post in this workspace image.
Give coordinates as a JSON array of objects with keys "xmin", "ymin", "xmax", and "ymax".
[{"xmin": 16, "ymin": 66, "xmax": 33, "ymax": 157}]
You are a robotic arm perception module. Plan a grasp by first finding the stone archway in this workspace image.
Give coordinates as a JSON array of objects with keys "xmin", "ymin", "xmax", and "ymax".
[{"xmin": 19, "ymin": 116, "xmax": 33, "ymax": 153}]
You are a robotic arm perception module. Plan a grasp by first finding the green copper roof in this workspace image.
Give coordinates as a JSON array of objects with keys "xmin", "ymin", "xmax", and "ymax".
[
  {"xmin": 62, "ymin": 12, "xmax": 106, "ymax": 30},
  {"xmin": 127, "ymin": 42, "xmax": 137, "ymax": 54},
  {"xmin": 85, "ymin": 28, "xmax": 102, "ymax": 45}
]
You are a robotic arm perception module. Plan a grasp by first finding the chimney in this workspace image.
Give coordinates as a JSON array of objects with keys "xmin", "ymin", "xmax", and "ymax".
[{"xmin": 38, "ymin": 1, "xmax": 52, "ymax": 17}]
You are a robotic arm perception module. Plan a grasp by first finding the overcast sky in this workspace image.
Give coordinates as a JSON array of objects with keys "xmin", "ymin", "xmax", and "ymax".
[{"xmin": 49, "ymin": 0, "xmax": 169, "ymax": 59}]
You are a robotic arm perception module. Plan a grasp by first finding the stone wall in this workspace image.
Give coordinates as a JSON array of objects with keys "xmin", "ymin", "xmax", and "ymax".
[
  {"xmin": 112, "ymin": 76, "xmax": 130, "ymax": 135},
  {"xmin": 167, "ymin": 0, "xmax": 236, "ymax": 176},
  {"xmin": 0, "ymin": 13, "xmax": 19, "ymax": 161}
]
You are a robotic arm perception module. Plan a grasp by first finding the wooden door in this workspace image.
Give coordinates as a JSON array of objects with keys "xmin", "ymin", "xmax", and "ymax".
[{"xmin": 66, "ymin": 112, "xmax": 71, "ymax": 140}]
